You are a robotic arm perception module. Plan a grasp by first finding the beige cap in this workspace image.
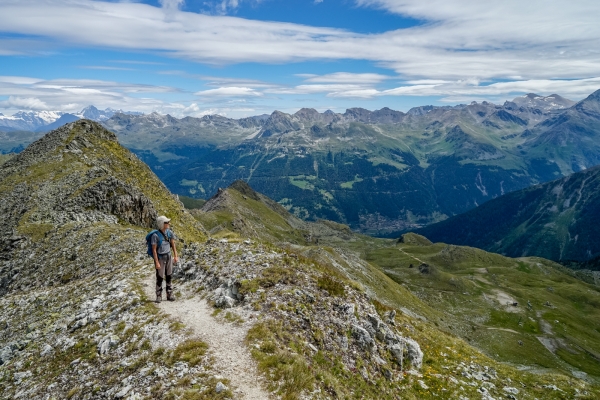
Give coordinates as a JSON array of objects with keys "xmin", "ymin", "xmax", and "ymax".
[{"xmin": 157, "ymin": 215, "xmax": 171, "ymax": 229}]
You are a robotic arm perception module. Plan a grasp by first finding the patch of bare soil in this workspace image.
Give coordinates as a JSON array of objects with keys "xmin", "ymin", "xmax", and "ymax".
[{"xmin": 490, "ymin": 289, "xmax": 521, "ymax": 313}]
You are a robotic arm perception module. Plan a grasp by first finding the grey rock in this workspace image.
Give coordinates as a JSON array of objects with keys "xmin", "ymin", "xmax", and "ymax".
[
  {"xmin": 40, "ymin": 344, "xmax": 53, "ymax": 357},
  {"xmin": 503, "ymin": 386, "xmax": 519, "ymax": 394},
  {"xmin": 367, "ymin": 313, "xmax": 382, "ymax": 331},
  {"xmin": 215, "ymin": 381, "xmax": 228, "ymax": 393},
  {"xmin": 404, "ymin": 337, "xmax": 423, "ymax": 369},
  {"xmin": 351, "ymin": 324, "xmax": 376, "ymax": 352},
  {"xmin": 115, "ymin": 385, "xmax": 131, "ymax": 398},
  {"xmin": 14, "ymin": 371, "xmax": 32, "ymax": 383},
  {"xmin": 339, "ymin": 303, "xmax": 355, "ymax": 316},
  {"xmin": 97, "ymin": 335, "xmax": 119, "ymax": 355},
  {"xmin": 388, "ymin": 337, "xmax": 423, "ymax": 370},
  {"xmin": 372, "ymin": 354, "xmax": 387, "ymax": 365},
  {"xmin": 0, "ymin": 346, "xmax": 14, "ymax": 365},
  {"xmin": 387, "ymin": 309, "xmax": 396, "ymax": 325},
  {"xmin": 215, "ymin": 295, "xmax": 236, "ymax": 308},
  {"xmin": 543, "ymin": 384, "xmax": 561, "ymax": 391},
  {"xmin": 307, "ymin": 343, "xmax": 318, "ymax": 352},
  {"xmin": 338, "ymin": 335, "xmax": 348, "ymax": 350},
  {"xmin": 389, "ymin": 343, "xmax": 404, "ymax": 366}
]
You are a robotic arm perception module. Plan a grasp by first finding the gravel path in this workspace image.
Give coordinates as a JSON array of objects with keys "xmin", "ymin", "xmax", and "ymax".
[{"xmin": 143, "ymin": 273, "xmax": 270, "ymax": 399}]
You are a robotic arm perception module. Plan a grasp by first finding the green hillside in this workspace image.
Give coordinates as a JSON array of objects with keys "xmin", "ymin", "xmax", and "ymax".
[{"xmin": 416, "ymin": 165, "xmax": 600, "ymax": 265}]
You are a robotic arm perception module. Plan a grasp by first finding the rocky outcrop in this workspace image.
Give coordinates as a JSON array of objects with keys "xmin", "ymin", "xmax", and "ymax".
[
  {"xmin": 175, "ymin": 239, "xmax": 426, "ymax": 377},
  {"xmin": 64, "ymin": 175, "xmax": 156, "ymax": 228}
]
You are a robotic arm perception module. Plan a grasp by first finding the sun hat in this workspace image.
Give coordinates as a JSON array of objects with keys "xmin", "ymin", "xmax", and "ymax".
[{"xmin": 157, "ymin": 215, "xmax": 171, "ymax": 229}]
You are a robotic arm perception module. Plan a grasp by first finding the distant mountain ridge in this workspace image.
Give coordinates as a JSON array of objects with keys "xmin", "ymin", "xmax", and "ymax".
[
  {"xmin": 4, "ymin": 91, "xmax": 600, "ymax": 234},
  {"xmin": 0, "ymin": 105, "xmax": 142, "ymax": 132},
  {"xmin": 102, "ymin": 90, "xmax": 600, "ymax": 234}
]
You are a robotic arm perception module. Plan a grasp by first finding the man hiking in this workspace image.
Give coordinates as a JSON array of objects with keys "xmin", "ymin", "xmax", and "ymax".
[{"xmin": 151, "ymin": 215, "xmax": 178, "ymax": 303}]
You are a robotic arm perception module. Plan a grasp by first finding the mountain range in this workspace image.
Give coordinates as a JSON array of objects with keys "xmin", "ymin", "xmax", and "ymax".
[
  {"xmin": 0, "ymin": 105, "xmax": 141, "ymax": 132},
  {"xmin": 104, "ymin": 90, "xmax": 600, "ymax": 235},
  {"xmin": 1, "ymin": 120, "xmax": 599, "ymax": 398},
  {"xmin": 2, "ymin": 90, "xmax": 599, "ymax": 237}
]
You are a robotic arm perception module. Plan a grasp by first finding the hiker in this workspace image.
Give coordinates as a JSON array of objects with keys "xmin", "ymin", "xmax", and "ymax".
[{"xmin": 151, "ymin": 215, "xmax": 179, "ymax": 303}]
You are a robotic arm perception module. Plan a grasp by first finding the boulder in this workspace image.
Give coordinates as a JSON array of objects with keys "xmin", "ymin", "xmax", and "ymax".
[
  {"xmin": 352, "ymin": 324, "xmax": 376, "ymax": 352},
  {"xmin": 215, "ymin": 295, "xmax": 236, "ymax": 309},
  {"xmin": 388, "ymin": 337, "xmax": 423, "ymax": 370}
]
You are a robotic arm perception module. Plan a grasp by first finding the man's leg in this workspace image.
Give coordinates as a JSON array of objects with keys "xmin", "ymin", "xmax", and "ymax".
[
  {"xmin": 165, "ymin": 255, "xmax": 174, "ymax": 301},
  {"xmin": 156, "ymin": 256, "xmax": 166, "ymax": 302}
]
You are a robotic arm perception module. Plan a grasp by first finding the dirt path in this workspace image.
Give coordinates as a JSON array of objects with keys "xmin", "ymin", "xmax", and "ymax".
[
  {"xmin": 398, "ymin": 247, "xmax": 425, "ymax": 264},
  {"xmin": 142, "ymin": 273, "xmax": 270, "ymax": 399},
  {"xmin": 486, "ymin": 327, "xmax": 520, "ymax": 334}
]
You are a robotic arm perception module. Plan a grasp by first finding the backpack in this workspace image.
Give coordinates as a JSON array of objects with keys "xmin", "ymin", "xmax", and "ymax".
[{"xmin": 146, "ymin": 229, "xmax": 172, "ymax": 257}]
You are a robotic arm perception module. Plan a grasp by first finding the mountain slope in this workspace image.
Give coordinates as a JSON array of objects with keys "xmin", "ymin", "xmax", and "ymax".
[
  {"xmin": 415, "ymin": 165, "xmax": 600, "ymax": 264},
  {"xmin": 522, "ymin": 90, "xmax": 600, "ymax": 172},
  {"xmin": 0, "ymin": 120, "xmax": 220, "ymax": 399}
]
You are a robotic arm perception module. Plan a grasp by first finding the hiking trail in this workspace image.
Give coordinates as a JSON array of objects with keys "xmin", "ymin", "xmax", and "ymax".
[{"xmin": 142, "ymin": 272, "xmax": 270, "ymax": 399}]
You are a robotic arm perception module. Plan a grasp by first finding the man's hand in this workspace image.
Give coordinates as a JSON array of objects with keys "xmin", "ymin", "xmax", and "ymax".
[
  {"xmin": 155, "ymin": 262, "xmax": 161, "ymax": 270},
  {"xmin": 173, "ymin": 256, "xmax": 179, "ymax": 264}
]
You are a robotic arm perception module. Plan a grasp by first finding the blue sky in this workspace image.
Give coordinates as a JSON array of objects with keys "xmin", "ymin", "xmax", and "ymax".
[{"xmin": 1, "ymin": 0, "xmax": 599, "ymax": 118}]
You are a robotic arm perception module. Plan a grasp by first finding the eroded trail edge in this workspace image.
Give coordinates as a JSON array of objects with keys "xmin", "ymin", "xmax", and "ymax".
[{"xmin": 143, "ymin": 273, "xmax": 270, "ymax": 399}]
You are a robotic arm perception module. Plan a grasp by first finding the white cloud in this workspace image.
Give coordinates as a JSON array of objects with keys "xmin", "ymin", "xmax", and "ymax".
[
  {"xmin": 0, "ymin": 75, "xmax": 183, "ymax": 114},
  {"xmin": 1, "ymin": 0, "xmax": 600, "ymax": 110},
  {"xmin": 375, "ymin": 78, "xmax": 600, "ymax": 100},
  {"xmin": 194, "ymin": 87, "xmax": 263, "ymax": 97},
  {"xmin": 300, "ymin": 72, "xmax": 392, "ymax": 84},
  {"xmin": 0, "ymin": 96, "xmax": 50, "ymax": 111}
]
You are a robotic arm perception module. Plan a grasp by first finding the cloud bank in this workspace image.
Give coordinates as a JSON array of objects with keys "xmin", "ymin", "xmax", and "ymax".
[{"xmin": 0, "ymin": 0, "xmax": 598, "ymax": 80}]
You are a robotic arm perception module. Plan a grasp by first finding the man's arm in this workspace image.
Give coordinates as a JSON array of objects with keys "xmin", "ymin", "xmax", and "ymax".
[
  {"xmin": 170, "ymin": 238, "xmax": 178, "ymax": 263},
  {"xmin": 152, "ymin": 244, "xmax": 160, "ymax": 270}
]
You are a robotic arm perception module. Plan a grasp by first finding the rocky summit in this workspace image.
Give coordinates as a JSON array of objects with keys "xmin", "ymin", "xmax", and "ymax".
[{"xmin": 0, "ymin": 120, "xmax": 599, "ymax": 399}]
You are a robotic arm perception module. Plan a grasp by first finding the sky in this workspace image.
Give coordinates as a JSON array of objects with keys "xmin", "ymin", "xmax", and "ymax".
[{"xmin": 0, "ymin": 0, "xmax": 600, "ymax": 118}]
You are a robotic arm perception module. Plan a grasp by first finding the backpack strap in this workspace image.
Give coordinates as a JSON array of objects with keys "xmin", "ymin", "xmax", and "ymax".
[{"xmin": 157, "ymin": 229, "xmax": 171, "ymax": 242}]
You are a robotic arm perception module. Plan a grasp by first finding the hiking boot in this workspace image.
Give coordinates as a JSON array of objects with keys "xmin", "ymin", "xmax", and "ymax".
[
  {"xmin": 155, "ymin": 294, "xmax": 162, "ymax": 303},
  {"xmin": 167, "ymin": 293, "xmax": 176, "ymax": 302}
]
